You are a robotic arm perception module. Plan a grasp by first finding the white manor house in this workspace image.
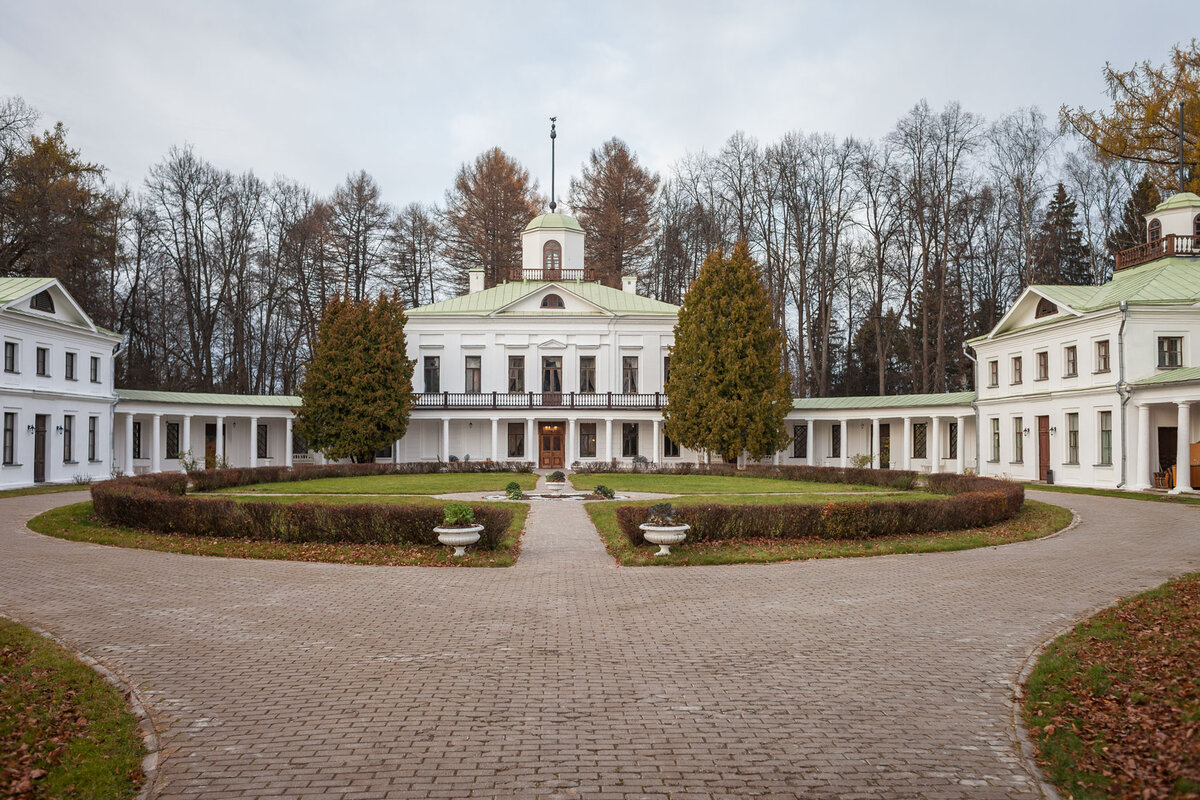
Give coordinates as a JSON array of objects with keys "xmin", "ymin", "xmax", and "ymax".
[{"xmin": 4, "ymin": 192, "xmax": 1200, "ymax": 493}]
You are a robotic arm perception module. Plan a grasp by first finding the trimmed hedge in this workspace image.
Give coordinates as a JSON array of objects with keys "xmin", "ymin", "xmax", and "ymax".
[
  {"xmin": 91, "ymin": 471, "xmax": 516, "ymax": 549},
  {"xmin": 613, "ymin": 472, "xmax": 1023, "ymax": 546},
  {"xmin": 188, "ymin": 460, "xmax": 533, "ymax": 492},
  {"xmin": 572, "ymin": 461, "xmax": 920, "ymax": 490}
]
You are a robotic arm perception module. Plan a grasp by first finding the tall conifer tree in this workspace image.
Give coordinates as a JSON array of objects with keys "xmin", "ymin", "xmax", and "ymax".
[
  {"xmin": 1032, "ymin": 183, "xmax": 1093, "ymax": 285},
  {"xmin": 296, "ymin": 292, "xmax": 414, "ymax": 462},
  {"xmin": 664, "ymin": 241, "xmax": 792, "ymax": 463}
]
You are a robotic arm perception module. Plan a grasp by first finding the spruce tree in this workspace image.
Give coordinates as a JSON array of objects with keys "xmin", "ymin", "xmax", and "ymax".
[
  {"xmin": 664, "ymin": 241, "xmax": 792, "ymax": 463},
  {"xmin": 296, "ymin": 292, "xmax": 414, "ymax": 462},
  {"xmin": 1106, "ymin": 173, "xmax": 1162, "ymax": 254},
  {"xmin": 1032, "ymin": 183, "xmax": 1093, "ymax": 285}
]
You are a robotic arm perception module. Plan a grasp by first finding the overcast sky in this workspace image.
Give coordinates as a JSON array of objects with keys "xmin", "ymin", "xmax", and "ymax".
[{"xmin": 0, "ymin": 0, "xmax": 1191, "ymax": 208}]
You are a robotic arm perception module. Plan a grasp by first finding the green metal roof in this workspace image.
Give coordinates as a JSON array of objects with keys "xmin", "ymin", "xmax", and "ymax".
[
  {"xmin": 1132, "ymin": 367, "xmax": 1200, "ymax": 388},
  {"xmin": 793, "ymin": 391, "xmax": 974, "ymax": 411},
  {"xmin": 408, "ymin": 281, "xmax": 680, "ymax": 316},
  {"xmin": 1031, "ymin": 257, "xmax": 1200, "ymax": 311},
  {"xmin": 0, "ymin": 276, "xmax": 56, "ymax": 304},
  {"xmin": 1152, "ymin": 192, "xmax": 1200, "ymax": 212},
  {"xmin": 117, "ymin": 389, "xmax": 300, "ymax": 407},
  {"xmin": 523, "ymin": 213, "xmax": 583, "ymax": 233}
]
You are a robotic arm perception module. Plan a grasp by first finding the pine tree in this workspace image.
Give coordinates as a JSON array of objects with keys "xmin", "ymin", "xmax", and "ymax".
[
  {"xmin": 1106, "ymin": 173, "xmax": 1162, "ymax": 255},
  {"xmin": 1032, "ymin": 183, "xmax": 1093, "ymax": 285},
  {"xmin": 295, "ymin": 292, "xmax": 414, "ymax": 462},
  {"xmin": 664, "ymin": 241, "xmax": 792, "ymax": 463}
]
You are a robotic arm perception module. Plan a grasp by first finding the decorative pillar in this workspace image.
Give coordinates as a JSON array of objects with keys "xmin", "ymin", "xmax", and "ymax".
[
  {"xmin": 568, "ymin": 418, "xmax": 577, "ymax": 467},
  {"xmin": 839, "ymin": 419, "xmax": 848, "ymax": 468},
  {"xmin": 181, "ymin": 415, "xmax": 192, "ymax": 472},
  {"xmin": 1134, "ymin": 404, "xmax": 1152, "ymax": 491},
  {"xmin": 902, "ymin": 417, "xmax": 913, "ymax": 471},
  {"xmin": 150, "ymin": 413, "xmax": 162, "ymax": 474},
  {"xmin": 870, "ymin": 418, "xmax": 881, "ymax": 469},
  {"xmin": 526, "ymin": 418, "xmax": 536, "ymax": 466},
  {"xmin": 248, "ymin": 416, "xmax": 258, "ymax": 468},
  {"xmin": 930, "ymin": 416, "xmax": 942, "ymax": 474},
  {"xmin": 956, "ymin": 415, "xmax": 968, "ymax": 474},
  {"xmin": 491, "ymin": 418, "xmax": 499, "ymax": 462},
  {"xmin": 442, "ymin": 418, "xmax": 451, "ymax": 463},
  {"xmin": 1170, "ymin": 401, "xmax": 1193, "ymax": 493},
  {"xmin": 652, "ymin": 418, "xmax": 660, "ymax": 464},
  {"xmin": 285, "ymin": 417, "xmax": 294, "ymax": 469},
  {"xmin": 605, "ymin": 418, "xmax": 613, "ymax": 462},
  {"xmin": 123, "ymin": 412, "xmax": 135, "ymax": 476},
  {"xmin": 214, "ymin": 416, "xmax": 225, "ymax": 464}
]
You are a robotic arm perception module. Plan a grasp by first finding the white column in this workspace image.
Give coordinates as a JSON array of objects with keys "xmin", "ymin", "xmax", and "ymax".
[
  {"xmin": 956, "ymin": 415, "xmax": 968, "ymax": 474},
  {"xmin": 1134, "ymin": 404, "xmax": 1152, "ymax": 491},
  {"xmin": 214, "ymin": 416, "xmax": 225, "ymax": 464},
  {"xmin": 180, "ymin": 415, "xmax": 192, "ymax": 472},
  {"xmin": 285, "ymin": 417, "xmax": 294, "ymax": 469},
  {"xmin": 441, "ymin": 418, "xmax": 450, "ymax": 463},
  {"xmin": 1170, "ymin": 401, "xmax": 1193, "ymax": 493},
  {"xmin": 526, "ymin": 418, "xmax": 536, "ymax": 466},
  {"xmin": 839, "ymin": 419, "xmax": 848, "ymax": 468},
  {"xmin": 123, "ymin": 412, "xmax": 135, "ymax": 476},
  {"xmin": 652, "ymin": 418, "xmax": 660, "ymax": 464},
  {"xmin": 568, "ymin": 418, "xmax": 577, "ymax": 467},
  {"xmin": 491, "ymin": 418, "xmax": 499, "ymax": 462},
  {"xmin": 930, "ymin": 416, "xmax": 942, "ymax": 474},
  {"xmin": 605, "ymin": 418, "xmax": 613, "ymax": 461},
  {"xmin": 150, "ymin": 414, "xmax": 162, "ymax": 474},
  {"xmin": 902, "ymin": 417, "xmax": 913, "ymax": 471},
  {"xmin": 248, "ymin": 416, "xmax": 258, "ymax": 468},
  {"xmin": 870, "ymin": 418, "xmax": 881, "ymax": 469}
]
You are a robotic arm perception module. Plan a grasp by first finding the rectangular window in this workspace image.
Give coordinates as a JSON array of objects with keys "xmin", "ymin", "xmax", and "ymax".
[
  {"xmin": 292, "ymin": 433, "xmax": 309, "ymax": 456},
  {"xmin": 3, "ymin": 412, "xmax": 15, "ymax": 465},
  {"xmin": 622, "ymin": 422, "xmax": 639, "ymax": 457},
  {"xmin": 831, "ymin": 424, "xmax": 841, "ymax": 458},
  {"xmin": 1095, "ymin": 340, "xmax": 1110, "ymax": 373},
  {"xmin": 912, "ymin": 422, "xmax": 928, "ymax": 459},
  {"xmin": 622, "ymin": 356, "xmax": 638, "ymax": 394},
  {"xmin": 132, "ymin": 421, "xmax": 142, "ymax": 459},
  {"xmin": 663, "ymin": 355, "xmax": 671, "ymax": 386},
  {"xmin": 988, "ymin": 360, "xmax": 998, "ymax": 387},
  {"xmin": 3, "ymin": 341, "xmax": 15, "ymax": 373},
  {"xmin": 423, "ymin": 356, "xmax": 440, "ymax": 393},
  {"xmin": 541, "ymin": 356, "xmax": 562, "ymax": 393},
  {"xmin": 1035, "ymin": 351, "xmax": 1048, "ymax": 381},
  {"xmin": 663, "ymin": 433, "xmax": 680, "ymax": 458},
  {"xmin": 166, "ymin": 422, "xmax": 180, "ymax": 457},
  {"xmin": 257, "ymin": 424, "xmax": 268, "ymax": 459},
  {"xmin": 1011, "ymin": 356, "xmax": 1022, "ymax": 385},
  {"xmin": 90, "ymin": 355, "xmax": 100, "ymax": 382},
  {"xmin": 63, "ymin": 414, "xmax": 74, "ymax": 462},
  {"xmin": 579, "ymin": 423, "xmax": 596, "ymax": 458},
  {"xmin": 949, "ymin": 422, "xmax": 958, "ymax": 459},
  {"xmin": 65, "ymin": 352, "xmax": 76, "ymax": 380},
  {"xmin": 507, "ymin": 355, "xmax": 524, "ymax": 393},
  {"xmin": 1064, "ymin": 345, "xmax": 1077, "ymax": 377},
  {"xmin": 1098, "ymin": 411, "xmax": 1112, "ymax": 466},
  {"xmin": 507, "ymin": 422, "xmax": 524, "ymax": 458},
  {"xmin": 88, "ymin": 416, "xmax": 98, "ymax": 461},
  {"xmin": 1157, "ymin": 336, "xmax": 1183, "ymax": 369},
  {"xmin": 579, "ymin": 356, "xmax": 596, "ymax": 393},
  {"xmin": 375, "ymin": 443, "xmax": 394, "ymax": 460},
  {"xmin": 792, "ymin": 423, "xmax": 808, "ymax": 459},
  {"xmin": 36, "ymin": 346, "xmax": 48, "ymax": 376},
  {"xmin": 1013, "ymin": 417, "xmax": 1024, "ymax": 463},
  {"xmin": 990, "ymin": 418, "xmax": 1000, "ymax": 462},
  {"xmin": 465, "ymin": 355, "xmax": 481, "ymax": 393},
  {"xmin": 1066, "ymin": 413, "xmax": 1079, "ymax": 464}
]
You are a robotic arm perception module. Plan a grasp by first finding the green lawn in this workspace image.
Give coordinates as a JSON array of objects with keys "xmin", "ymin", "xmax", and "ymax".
[
  {"xmin": 0, "ymin": 617, "xmax": 144, "ymax": 799},
  {"xmin": 28, "ymin": 501, "xmax": 530, "ymax": 568},
  {"xmin": 212, "ymin": 472, "xmax": 538, "ymax": 496},
  {"xmin": 586, "ymin": 498, "xmax": 1069, "ymax": 566},
  {"xmin": 1025, "ymin": 482, "xmax": 1200, "ymax": 506},
  {"xmin": 0, "ymin": 483, "xmax": 93, "ymax": 499},
  {"xmin": 568, "ymin": 472, "xmax": 885, "ymax": 495}
]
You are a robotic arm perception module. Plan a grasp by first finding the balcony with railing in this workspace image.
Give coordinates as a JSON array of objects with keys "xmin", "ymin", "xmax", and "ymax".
[
  {"xmin": 413, "ymin": 391, "xmax": 664, "ymax": 411},
  {"xmin": 505, "ymin": 266, "xmax": 597, "ymax": 282},
  {"xmin": 1115, "ymin": 234, "xmax": 1200, "ymax": 271}
]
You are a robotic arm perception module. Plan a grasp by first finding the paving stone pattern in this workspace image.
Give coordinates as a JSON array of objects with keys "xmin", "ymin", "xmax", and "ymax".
[{"xmin": 2, "ymin": 489, "xmax": 1199, "ymax": 799}]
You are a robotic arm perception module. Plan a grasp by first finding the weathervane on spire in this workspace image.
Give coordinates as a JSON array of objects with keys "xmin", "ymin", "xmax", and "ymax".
[{"xmin": 549, "ymin": 116, "xmax": 557, "ymax": 212}]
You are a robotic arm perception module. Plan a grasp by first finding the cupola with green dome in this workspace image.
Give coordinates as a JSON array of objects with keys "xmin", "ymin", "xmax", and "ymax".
[{"xmin": 520, "ymin": 209, "xmax": 586, "ymax": 279}]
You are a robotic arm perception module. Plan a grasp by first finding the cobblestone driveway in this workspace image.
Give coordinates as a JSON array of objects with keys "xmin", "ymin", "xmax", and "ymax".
[{"xmin": 2, "ymin": 489, "xmax": 1198, "ymax": 799}]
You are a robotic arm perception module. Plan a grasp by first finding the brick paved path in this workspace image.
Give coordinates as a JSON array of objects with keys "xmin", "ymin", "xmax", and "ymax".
[{"xmin": 2, "ymin": 490, "xmax": 1199, "ymax": 799}]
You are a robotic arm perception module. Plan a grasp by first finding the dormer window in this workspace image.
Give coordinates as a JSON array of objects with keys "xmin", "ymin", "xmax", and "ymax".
[
  {"xmin": 1193, "ymin": 213, "xmax": 1199, "ymax": 238},
  {"xmin": 540, "ymin": 294, "xmax": 564, "ymax": 309},
  {"xmin": 1035, "ymin": 297, "xmax": 1058, "ymax": 318},
  {"xmin": 30, "ymin": 290, "xmax": 54, "ymax": 313},
  {"xmin": 543, "ymin": 240, "xmax": 562, "ymax": 271},
  {"xmin": 1148, "ymin": 218, "xmax": 1162, "ymax": 244}
]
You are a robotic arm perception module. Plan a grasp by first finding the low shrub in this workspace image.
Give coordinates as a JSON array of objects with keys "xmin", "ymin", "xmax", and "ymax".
[
  {"xmin": 91, "ymin": 476, "xmax": 513, "ymax": 549},
  {"xmin": 593, "ymin": 484, "xmax": 615, "ymax": 499},
  {"xmin": 571, "ymin": 461, "xmax": 920, "ymax": 490},
  {"xmin": 187, "ymin": 460, "xmax": 533, "ymax": 492},
  {"xmin": 613, "ymin": 473, "xmax": 1022, "ymax": 546}
]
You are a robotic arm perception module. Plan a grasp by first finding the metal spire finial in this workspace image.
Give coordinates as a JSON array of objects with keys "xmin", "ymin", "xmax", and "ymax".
[{"xmin": 549, "ymin": 116, "xmax": 557, "ymax": 212}]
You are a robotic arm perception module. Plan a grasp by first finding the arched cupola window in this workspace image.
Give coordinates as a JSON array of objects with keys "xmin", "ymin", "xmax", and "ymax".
[
  {"xmin": 1035, "ymin": 297, "xmax": 1058, "ymax": 319},
  {"xmin": 543, "ymin": 240, "xmax": 562, "ymax": 271},
  {"xmin": 1193, "ymin": 213, "xmax": 1200, "ymax": 238},
  {"xmin": 1148, "ymin": 218, "xmax": 1162, "ymax": 244},
  {"xmin": 540, "ymin": 293, "xmax": 564, "ymax": 309}
]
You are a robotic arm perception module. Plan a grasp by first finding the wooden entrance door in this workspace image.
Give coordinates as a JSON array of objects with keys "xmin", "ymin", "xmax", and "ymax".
[
  {"xmin": 33, "ymin": 414, "xmax": 47, "ymax": 483},
  {"xmin": 879, "ymin": 424, "xmax": 891, "ymax": 469},
  {"xmin": 205, "ymin": 423, "xmax": 218, "ymax": 468},
  {"xmin": 1037, "ymin": 416, "xmax": 1050, "ymax": 481},
  {"xmin": 538, "ymin": 422, "xmax": 565, "ymax": 469}
]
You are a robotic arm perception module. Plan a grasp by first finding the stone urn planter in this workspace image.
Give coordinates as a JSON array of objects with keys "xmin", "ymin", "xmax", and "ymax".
[
  {"xmin": 545, "ymin": 471, "xmax": 567, "ymax": 492},
  {"xmin": 639, "ymin": 523, "xmax": 690, "ymax": 556},
  {"xmin": 435, "ymin": 524, "xmax": 484, "ymax": 557}
]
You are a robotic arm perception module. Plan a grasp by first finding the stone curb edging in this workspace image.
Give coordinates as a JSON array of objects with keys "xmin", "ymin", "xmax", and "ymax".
[{"xmin": 0, "ymin": 610, "xmax": 162, "ymax": 800}]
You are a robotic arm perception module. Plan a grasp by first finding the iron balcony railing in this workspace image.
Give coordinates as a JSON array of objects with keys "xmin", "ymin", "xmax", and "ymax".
[
  {"xmin": 412, "ymin": 391, "xmax": 664, "ymax": 410},
  {"xmin": 506, "ymin": 266, "xmax": 597, "ymax": 282},
  {"xmin": 1114, "ymin": 233, "xmax": 1200, "ymax": 271}
]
